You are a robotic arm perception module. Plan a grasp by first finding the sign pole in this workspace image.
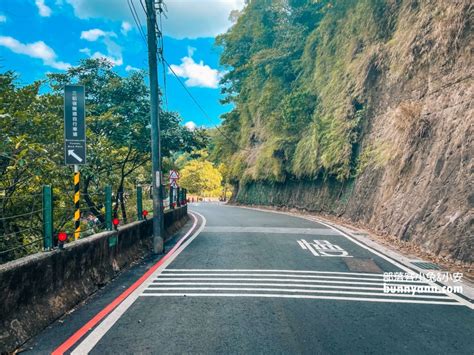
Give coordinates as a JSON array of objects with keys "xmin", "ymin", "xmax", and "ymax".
[
  {"xmin": 64, "ymin": 84, "xmax": 86, "ymax": 241},
  {"xmin": 73, "ymin": 165, "xmax": 80, "ymax": 240}
]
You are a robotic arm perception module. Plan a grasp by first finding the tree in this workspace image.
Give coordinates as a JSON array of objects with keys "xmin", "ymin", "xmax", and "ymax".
[
  {"xmin": 180, "ymin": 160, "xmax": 222, "ymax": 197},
  {"xmin": 47, "ymin": 58, "xmax": 202, "ymax": 221},
  {"xmin": 214, "ymin": 0, "xmax": 365, "ymax": 181},
  {"xmin": 0, "ymin": 59, "xmax": 205, "ymax": 261},
  {"xmin": 0, "ymin": 71, "xmax": 71, "ymax": 261},
  {"xmin": 218, "ymin": 163, "xmax": 232, "ymax": 201}
]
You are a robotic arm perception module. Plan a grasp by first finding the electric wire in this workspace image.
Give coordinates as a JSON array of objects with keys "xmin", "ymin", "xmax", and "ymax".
[
  {"xmin": 139, "ymin": 0, "xmax": 148, "ymax": 16},
  {"xmin": 147, "ymin": 2, "xmax": 244, "ymax": 150},
  {"xmin": 129, "ymin": 0, "xmax": 147, "ymax": 40},
  {"xmin": 138, "ymin": 0, "xmax": 168, "ymax": 109},
  {"xmin": 163, "ymin": 58, "xmax": 248, "ymax": 151},
  {"xmin": 128, "ymin": 0, "xmax": 147, "ymax": 46}
]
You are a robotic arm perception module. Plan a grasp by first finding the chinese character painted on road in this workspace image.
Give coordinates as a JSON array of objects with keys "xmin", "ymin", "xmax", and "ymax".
[{"xmin": 297, "ymin": 239, "xmax": 352, "ymax": 257}]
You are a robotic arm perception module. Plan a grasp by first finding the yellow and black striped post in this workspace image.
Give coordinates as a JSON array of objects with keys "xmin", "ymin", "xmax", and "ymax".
[{"xmin": 74, "ymin": 168, "xmax": 81, "ymax": 240}]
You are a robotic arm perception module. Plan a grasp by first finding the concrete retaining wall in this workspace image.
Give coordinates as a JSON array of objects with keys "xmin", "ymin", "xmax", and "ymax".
[{"xmin": 0, "ymin": 206, "xmax": 188, "ymax": 352}]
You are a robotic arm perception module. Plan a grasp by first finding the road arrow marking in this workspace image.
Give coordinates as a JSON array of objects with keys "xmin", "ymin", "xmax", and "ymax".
[{"xmin": 68, "ymin": 149, "xmax": 83, "ymax": 163}]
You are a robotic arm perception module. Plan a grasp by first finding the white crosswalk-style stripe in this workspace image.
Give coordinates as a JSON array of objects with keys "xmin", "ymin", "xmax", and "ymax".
[
  {"xmin": 158, "ymin": 273, "xmax": 427, "ymax": 282},
  {"xmin": 139, "ymin": 269, "xmax": 462, "ymax": 306},
  {"xmin": 202, "ymin": 226, "xmax": 340, "ymax": 235}
]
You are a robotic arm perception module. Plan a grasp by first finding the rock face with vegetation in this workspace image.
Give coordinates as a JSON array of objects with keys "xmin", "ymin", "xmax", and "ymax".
[{"xmin": 214, "ymin": 0, "xmax": 473, "ymax": 262}]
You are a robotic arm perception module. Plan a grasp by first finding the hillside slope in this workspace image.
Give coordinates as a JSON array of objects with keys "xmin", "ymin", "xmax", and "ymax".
[{"xmin": 215, "ymin": 0, "xmax": 473, "ymax": 262}]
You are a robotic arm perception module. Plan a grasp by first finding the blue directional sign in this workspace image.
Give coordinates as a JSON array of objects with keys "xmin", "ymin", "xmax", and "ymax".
[{"xmin": 64, "ymin": 85, "xmax": 86, "ymax": 165}]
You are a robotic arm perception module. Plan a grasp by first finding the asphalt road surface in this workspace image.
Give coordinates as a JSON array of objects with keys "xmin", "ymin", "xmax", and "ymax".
[{"xmin": 29, "ymin": 204, "xmax": 474, "ymax": 354}]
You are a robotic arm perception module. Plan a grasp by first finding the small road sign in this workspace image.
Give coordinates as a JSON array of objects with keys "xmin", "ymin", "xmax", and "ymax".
[
  {"xmin": 64, "ymin": 85, "xmax": 86, "ymax": 165},
  {"xmin": 169, "ymin": 170, "xmax": 179, "ymax": 181},
  {"xmin": 169, "ymin": 170, "xmax": 179, "ymax": 188},
  {"xmin": 65, "ymin": 141, "xmax": 86, "ymax": 164}
]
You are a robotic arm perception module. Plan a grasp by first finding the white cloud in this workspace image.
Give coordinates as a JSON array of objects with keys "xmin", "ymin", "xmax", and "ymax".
[
  {"xmin": 184, "ymin": 121, "xmax": 197, "ymax": 131},
  {"xmin": 0, "ymin": 15, "xmax": 6, "ymax": 23},
  {"xmin": 125, "ymin": 65, "xmax": 140, "ymax": 72},
  {"xmin": 91, "ymin": 51, "xmax": 123, "ymax": 66},
  {"xmin": 66, "ymin": 0, "xmax": 246, "ymax": 39},
  {"xmin": 169, "ymin": 47, "xmax": 223, "ymax": 89},
  {"xmin": 66, "ymin": 0, "xmax": 129, "ymax": 20},
  {"xmin": 79, "ymin": 47, "xmax": 91, "ymax": 55},
  {"xmin": 80, "ymin": 28, "xmax": 114, "ymax": 41},
  {"xmin": 103, "ymin": 37, "xmax": 122, "ymax": 65},
  {"xmin": 80, "ymin": 28, "xmax": 122, "ymax": 66},
  {"xmin": 0, "ymin": 36, "xmax": 70, "ymax": 70},
  {"xmin": 121, "ymin": 21, "xmax": 132, "ymax": 35},
  {"xmin": 35, "ymin": 0, "xmax": 52, "ymax": 17},
  {"xmin": 164, "ymin": 0, "xmax": 245, "ymax": 38}
]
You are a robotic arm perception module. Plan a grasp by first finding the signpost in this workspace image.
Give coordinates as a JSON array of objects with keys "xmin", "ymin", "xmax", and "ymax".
[
  {"xmin": 169, "ymin": 170, "xmax": 179, "ymax": 208},
  {"xmin": 169, "ymin": 170, "xmax": 179, "ymax": 181},
  {"xmin": 64, "ymin": 85, "xmax": 86, "ymax": 165},
  {"xmin": 64, "ymin": 85, "xmax": 86, "ymax": 239}
]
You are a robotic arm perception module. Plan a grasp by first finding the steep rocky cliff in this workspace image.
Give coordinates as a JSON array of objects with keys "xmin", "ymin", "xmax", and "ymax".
[{"xmin": 216, "ymin": 0, "xmax": 473, "ymax": 262}]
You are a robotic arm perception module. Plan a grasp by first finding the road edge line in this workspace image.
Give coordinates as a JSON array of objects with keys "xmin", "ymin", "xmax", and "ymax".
[
  {"xmin": 70, "ymin": 211, "xmax": 206, "ymax": 354},
  {"xmin": 52, "ymin": 211, "xmax": 204, "ymax": 355},
  {"xmin": 228, "ymin": 204, "xmax": 473, "ymax": 310}
]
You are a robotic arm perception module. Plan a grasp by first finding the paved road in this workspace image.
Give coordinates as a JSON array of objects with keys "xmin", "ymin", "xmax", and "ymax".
[{"xmin": 33, "ymin": 204, "xmax": 474, "ymax": 353}]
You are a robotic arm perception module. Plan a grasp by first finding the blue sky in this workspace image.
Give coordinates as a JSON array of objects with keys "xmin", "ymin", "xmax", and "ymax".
[{"xmin": 0, "ymin": 0, "xmax": 245, "ymax": 127}]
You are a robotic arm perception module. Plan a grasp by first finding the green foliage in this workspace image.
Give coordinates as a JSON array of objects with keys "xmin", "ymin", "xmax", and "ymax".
[
  {"xmin": 214, "ymin": 0, "xmax": 398, "ymax": 182},
  {"xmin": 1, "ymin": 71, "xmax": 69, "ymax": 260},
  {"xmin": 179, "ymin": 160, "xmax": 223, "ymax": 197},
  {"xmin": 356, "ymin": 140, "xmax": 392, "ymax": 175},
  {"xmin": 0, "ymin": 59, "xmax": 203, "ymax": 261}
]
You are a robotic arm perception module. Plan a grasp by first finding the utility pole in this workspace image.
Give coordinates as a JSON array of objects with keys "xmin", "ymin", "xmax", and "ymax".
[{"xmin": 146, "ymin": 0, "xmax": 164, "ymax": 253}]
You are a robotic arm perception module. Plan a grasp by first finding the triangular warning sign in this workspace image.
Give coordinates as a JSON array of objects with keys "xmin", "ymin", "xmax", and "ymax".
[{"xmin": 169, "ymin": 170, "xmax": 179, "ymax": 179}]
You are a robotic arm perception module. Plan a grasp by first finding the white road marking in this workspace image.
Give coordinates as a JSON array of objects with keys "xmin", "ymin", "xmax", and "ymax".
[
  {"xmin": 298, "ymin": 239, "xmax": 352, "ymax": 257},
  {"xmin": 158, "ymin": 273, "xmax": 425, "ymax": 283},
  {"xmin": 142, "ymin": 287, "xmax": 451, "ymax": 299},
  {"xmin": 202, "ymin": 226, "xmax": 340, "ymax": 235},
  {"xmin": 139, "ymin": 293, "xmax": 462, "ymax": 306},
  {"xmin": 71, "ymin": 211, "xmax": 207, "ymax": 355},
  {"xmin": 71, "ymin": 204, "xmax": 472, "ymax": 354},
  {"xmin": 163, "ymin": 269, "xmax": 384, "ymax": 278},
  {"xmin": 150, "ymin": 277, "xmax": 425, "ymax": 286},
  {"xmin": 311, "ymin": 218, "xmax": 474, "ymax": 309},
  {"xmin": 156, "ymin": 273, "xmax": 424, "ymax": 284},
  {"xmin": 301, "ymin": 238, "xmax": 319, "ymax": 256},
  {"xmin": 297, "ymin": 240, "xmax": 307, "ymax": 249},
  {"xmin": 233, "ymin": 205, "xmax": 473, "ymax": 309},
  {"xmin": 146, "ymin": 282, "xmax": 434, "ymax": 292}
]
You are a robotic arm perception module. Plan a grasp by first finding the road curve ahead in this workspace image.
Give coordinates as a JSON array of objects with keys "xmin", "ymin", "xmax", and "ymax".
[{"xmin": 66, "ymin": 203, "xmax": 473, "ymax": 354}]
